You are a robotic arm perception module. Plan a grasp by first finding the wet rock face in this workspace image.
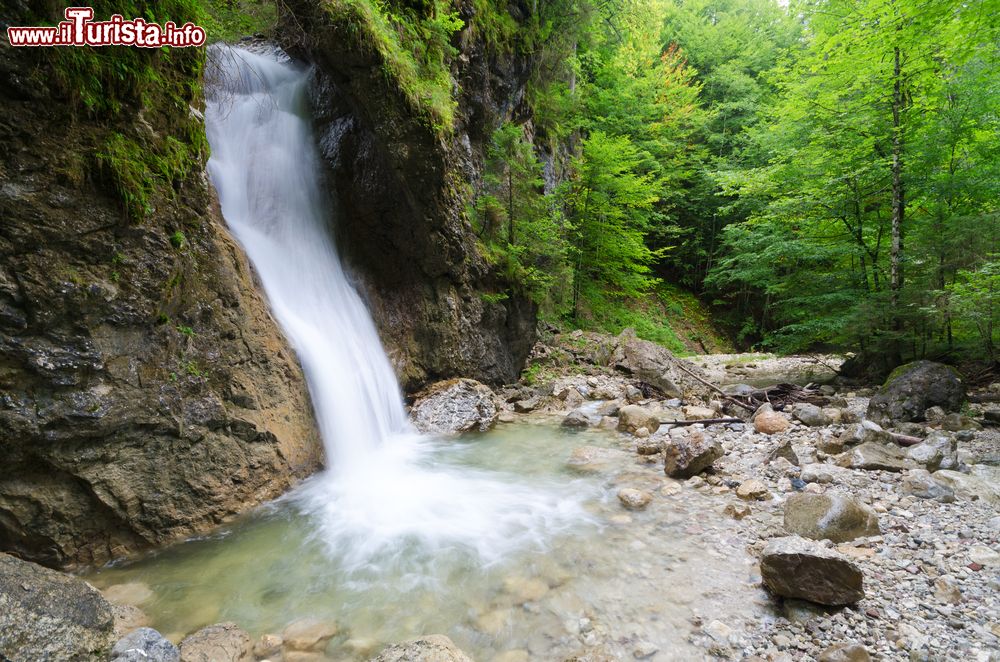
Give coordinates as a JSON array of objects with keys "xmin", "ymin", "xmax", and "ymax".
[
  {"xmin": 0, "ymin": 553, "xmax": 115, "ymax": 661},
  {"xmin": 867, "ymin": 360, "xmax": 966, "ymax": 425},
  {"xmin": 288, "ymin": 1, "xmax": 537, "ymax": 392},
  {"xmin": 410, "ymin": 378, "xmax": 501, "ymax": 434},
  {"xmin": 0, "ymin": 40, "xmax": 322, "ymax": 567}
]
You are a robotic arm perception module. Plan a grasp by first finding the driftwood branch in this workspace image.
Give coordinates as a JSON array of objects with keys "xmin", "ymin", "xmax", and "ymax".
[
  {"xmin": 889, "ymin": 432, "xmax": 924, "ymax": 447},
  {"xmin": 673, "ymin": 363, "xmax": 757, "ymax": 412},
  {"xmin": 667, "ymin": 417, "xmax": 743, "ymax": 426}
]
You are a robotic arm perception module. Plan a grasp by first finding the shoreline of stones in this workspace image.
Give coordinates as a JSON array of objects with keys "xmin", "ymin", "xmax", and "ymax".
[{"xmin": 492, "ymin": 357, "xmax": 998, "ymax": 661}]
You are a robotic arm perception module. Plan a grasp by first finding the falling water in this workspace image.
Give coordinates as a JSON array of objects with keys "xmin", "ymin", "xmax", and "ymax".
[{"xmin": 204, "ymin": 45, "xmax": 588, "ymax": 575}]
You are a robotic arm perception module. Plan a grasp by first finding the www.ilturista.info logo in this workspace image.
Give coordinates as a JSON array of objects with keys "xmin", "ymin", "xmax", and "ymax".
[{"xmin": 7, "ymin": 7, "xmax": 206, "ymax": 48}]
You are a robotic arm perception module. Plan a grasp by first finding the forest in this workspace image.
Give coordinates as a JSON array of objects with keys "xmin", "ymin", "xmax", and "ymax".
[{"xmin": 461, "ymin": 0, "xmax": 1000, "ymax": 374}]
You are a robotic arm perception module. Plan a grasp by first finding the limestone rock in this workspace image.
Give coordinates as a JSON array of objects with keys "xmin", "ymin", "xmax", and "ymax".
[
  {"xmin": 111, "ymin": 628, "xmax": 179, "ymax": 662},
  {"xmin": 754, "ymin": 406, "xmax": 790, "ymax": 435},
  {"xmin": 370, "ymin": 635, "xmax": 473, "ymax": 662},
  {"xmin": 867, "ymin": 360, "xmax": 965, "ymax": 425},
  {"xmin": 561, "ymin": 409, "xmax": 591, "ymax": 429},
  {"xmin": 281, "ymin": 618, "xmax": 339, "ymax": 652},
  {"xmin": 682, "ymin": 404, "xmax": 716, "ymax": 420},
  {"xmin": 836, "ymin": 442, "xmax": 915, "ymax": 472},
  {"xmin": 636, "ymin": 437, "xmax": 664, "ymax": 455},
  {"xmin": 767, "ymin": 440, "xmax": 799, "ymax": 465},
  {"xmin": 179, "ymin": 622, "xmax": 252, "ymax": 662},
  {"xmin": 817, "ymin": 643, "xmax": 871, "ymax": 662},
  {"xmin": 0, "ymin": 553, "xmax": 115, "ymax": 661},
  {"xmin": 737, "ymin": 479, "xmax": 771, "ymax": 501},
  {"xmin": 617, "ymin": 405, "xmax": 660, "ymax": 434},
  {"xmin": 607, "ymin": 329, "xmax": 711, "ymax": 399},
  {"xmin": 663, "ymin": 432, "xmax": 723, "ymax": 478},
  {"xmin": 783, "ymin": 493, "xmax": 880, "ymax": 542},
  {"xmin": 792, "ymin": 403, "xmax": 830, "ymax": 427},
  {"xmin": 901, "ymin": 469, "xmax": 955, "ymax": 502},
  {"xmin": 617, "ymin": 488, "xmax": 653, "ymax": 510},
  {"xmin": 724, "ymin": 503, "xmax": 751, "ymax": 520},
  {"xmin": 410, "ymin": 379, "xmax": 501, "ymax": 434},
  {"xmin": 933, "ymin": 466, "xmax": 1000, "ymax": 506},
  {"xmin": 836, "ymin": 420, "xmax": 890, "ymax": 451},
  {"xmin": 513, "ymin": 396, "xmax": 540, "ymax": 413},
  {"xmin": 760, "ymin": 536, "xmax": 865, "ymax": 606}
]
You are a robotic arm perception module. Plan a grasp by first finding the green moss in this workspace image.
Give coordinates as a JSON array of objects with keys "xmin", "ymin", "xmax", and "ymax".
[
  {"xmin": 169, "ymin": 231, "xmax": 187, "ymax": 249},
  {"xmin": 199, "ymin": 0, "xmax": 278, "ymax": 42}
]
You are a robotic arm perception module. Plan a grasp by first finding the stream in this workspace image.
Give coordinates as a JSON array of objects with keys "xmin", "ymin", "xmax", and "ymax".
[{"xmin": 85, "ymin": 44, "xmax": 768, "ymax": 661}]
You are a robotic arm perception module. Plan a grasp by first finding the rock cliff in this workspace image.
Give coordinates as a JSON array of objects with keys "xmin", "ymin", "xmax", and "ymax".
[
  {"xmin": 283, "ymin": 0, "xmax": 538, "ymax": 391},
  {"xmin": 0, "ymin": 5, "xmax": 322, "ymax": 567}
]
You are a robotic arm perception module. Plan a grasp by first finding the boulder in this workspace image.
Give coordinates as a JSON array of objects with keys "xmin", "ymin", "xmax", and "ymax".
[
  {"xmin": 410, "ymin": 379, "xmax": 501, "ymax": 434},
  {"xmin": 783, "ymin": 493, "xmax": 880, "ymax": 542},
  {"xmin": 636, "ymin": 437, "xmax": 664, "ymax": 455},
  {"xmin": 0, "ymin": 553, "xmax": 115, "ymax": 661},
  {"xmin": 178, "ymin": 622, "xmax": 252, "ymax": 662},
  {"xmin": 836, "ymin": 442, "xmax": 914, "ymax": 472},
  {"xmin": 370, "ymin": 635, "xmax": 473, "ymax": 662},
  {"xmin": 617, "ymin": 405, "xmax": 660, "ymax": 434},
  {"xmin": 111, "ymin": 628, "xmax": 180, "ymax": 662},
  {"xmin": 792, "ymin": 404, "xmax": 830, "ymax": 427},
  {"xmin": 817, "ymin": 643, "xmax": 871, "ymax": 662},
  {"xmin": 867, "ymin": 361, "xmax": 965, "ymax": 425},
  {"xmin": 760, "ymin": 536, "xmax": 865, "ymax": 606},
  {"xmin": 932, "ymin": 466, "xmax": 1000, "ymax": 507},
  {"xmin": 561, "ymin": 410, "xmax": 591, "ymax": 429},
  {"xmin": 767, "ymin": 440, "xmax": 799, "ymax": 465},
  {"xmin": 663, "ymin": 432, "xmax": 723, "ymax": 478},
  {"xmin": 901, "ymin": 469, "xmax": 955, "ymax": 502},
  {"xmin": 617, "ymin": 488, "xmax": 653, "ymax": 510},
  {"xmin": 608, "ymin": 329, "xmax": 711, "ymax": 399}
]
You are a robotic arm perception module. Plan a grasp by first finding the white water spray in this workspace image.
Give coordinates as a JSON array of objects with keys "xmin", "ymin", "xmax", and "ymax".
[{"xmin": 204, "ymin": 45, "xmax": 588, "ymax": 574}]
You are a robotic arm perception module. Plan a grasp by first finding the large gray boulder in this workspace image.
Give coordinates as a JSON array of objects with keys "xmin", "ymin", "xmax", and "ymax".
[
  {"xmin": 111, "ymin": 627, "xmax": 179, "ymax": 662},
  {"xmin": 0, "ymin": 553, "xmax": 115, "ymax": 661},
  {"xmin": 617, "ymin": 404, "xmax": 660, "ymax": 434},
  {"xmin": 410, "ymin": 379, "xmax": 501, "ymax": 434},
  {"xmin": 760, "ymin": 536, "xmax": 865, "ymax": 606},
  {"xmin": 784, "ymin": 493, "xmax": 880, "ymax": 542},
  {"xmin": 608, "ymin": 329, "xmax": 711, "ymax": 399},
  {"xmin": 867, "ymin": 361, "xmax": 965, "ymax": 425},
  {"xmin": 370, "ymin": 635, "xmax": 473, "ymax": 662}
]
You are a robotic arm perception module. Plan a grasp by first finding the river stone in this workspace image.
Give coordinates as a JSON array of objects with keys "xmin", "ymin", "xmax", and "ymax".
[
  {"xmin": 682, "ymin": 404, "xmax": 716, "ymax": 420},
  {"xmin": 562, "ymin": 409, "xmax": 591, "ymax": 429},
  {"xmin": 0, "ymin": 553, "xmax": 115, "ymax": 661},
  {"xmin": 663, "ymin": 432, "xmax": 723, "ymax": 478},
  {"xmin": 817, "ymin": 643, "xmax": 871, "ymax": 662},
  {"xmin": 784, "ymin": 493, "xmax": 880, "ymax": 542},
  {"xmin": 867, "ymin": 360, "xmax": 966, "ymax": 425},
  {"xmin": 760, "ymin": 536, "xmax": 865, "ymax": 606},
  {"xmin": 410, "ymin": 378, "xmax": 501, "ymax": 434},
  {"xmin": 111, "ymin": 627, "xmax": 179, "ymax": 662},
  {"xmin": 837, "ymin": 420, "xmax": 890, "ymax": 450},
  {"xmin": 282, "ymin": 618, "xmax": 339, "ymax": 652},
  {"xmin": 617, "ymin": 488, "xmax": 653, "ymax": 510},
  {"xmin": 618, "ymin": 404, "xmax": 660, "ymax": 434},
  {"xmin": 901, "ymin": 469, "xmax": 955, "ymax": 502},
  {"xmin": 370, "ymin": 635, "xmax": 473, "ymax": 662},
  {"xmin": 178, "ymin": 622, "xmax": 252, "ymax": 662},
  {"xmin": 836, "ymin": 442, "xmax": 915, "ymax": 472},
  {"xmin": 792, "ymin": 403, "xmax": 830, "ymax": 427},
  {"xmin": 513, "ymin": 396, "xmax": 540, "ymax": 413},
  {"xmin": 636, "ymin": 437, "xmax": 664, "ymax": 455},
  {"xmin": 767, "ymin": 440, "xmax": 799, "ymax": 465},
  {"xmin": 737, "ymin": 479, "xmax": 771, "ymax": 501},
  {"xmin": 754, "ymin": 407, "xmax": 790, "ymax": 435},
  {"xmin": 921, "ymin": 430, "xmax": 959, "ymax": 470},
  {"xmin": 933, "ymin": 467, "xmax": 1000, "ymax": 506}
]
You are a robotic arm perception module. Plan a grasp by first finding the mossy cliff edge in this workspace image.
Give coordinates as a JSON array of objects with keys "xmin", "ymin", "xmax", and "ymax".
[{"xmin": 0, "ymin": 1, "xmax": 322, "ymax": 568}]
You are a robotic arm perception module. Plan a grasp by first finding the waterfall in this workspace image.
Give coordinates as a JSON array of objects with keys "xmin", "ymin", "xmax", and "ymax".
[{"xmin": 204, "ymin": 45, "xmax": 588, "ymax": 574}]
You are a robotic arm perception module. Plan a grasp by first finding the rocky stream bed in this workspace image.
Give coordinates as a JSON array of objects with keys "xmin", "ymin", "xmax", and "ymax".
[{"xmin": 2, "ymin": 332, "xmax": 998, "ymax": 662}]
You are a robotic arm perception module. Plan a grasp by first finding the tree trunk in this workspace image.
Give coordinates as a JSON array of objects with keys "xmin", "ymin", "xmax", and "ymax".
[{"xmin": 889, "ymin": 44, "xmax": 905, "ymax": 362}]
